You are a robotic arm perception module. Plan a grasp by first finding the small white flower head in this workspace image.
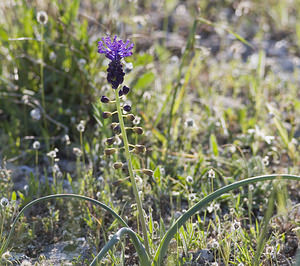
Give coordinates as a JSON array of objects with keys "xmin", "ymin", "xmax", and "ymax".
[
  {"xmin": 262, "ymin": 156, "xmax": 269, "ymax": 166},
  {"xmin": 30, "ymin": 108, "xmax": 41, "ymax": 121},
  {"xmin": 78, "ymin": 58, "xmax": 87, "ymax": 69},
  {"xmin": 135, "ymin": 175, "xmax": 143, "ymax": 188},
  {"xmin": 47, "ymin": 148, "xmax": 58, "ymax": 159},
  {"xmin": 265, "ymin": 246, "xmax": 274, "ymax": 255},
  {"xmin": 186, "ymin": 175, "xmax": 193, "ymax": 184},
  {"xmin": 32, "ymin": 140, "xmax": 40, "ymax": 150},
  {"xmin": 174, "ymin": 211, "xmax": 182, "ymax": 220},
  {"xmin": 52, "ymin": 163, "xmax": 60, "ymax": 173},
  {"xmin": 114, "ymin": 136, "xmax": 122, "ymax": 146},
  {"xmin": 188, "ymin": 193, "xmax": 196, "ymax": 202},
  {"xmin": 1, "ymin": 251, "xmax": 12, "ymax": 260},
  {"xmin": 124, "ymin": 62, "xmax": 133, "ymax": 73},
  {"xmin": 0, "ymin": 197, "xmax": 9, "ymax": 207},
  {"xmin": 211, "ymin": 240, "xmax": 220, "ymax": 249},
  {"xmin": 96, "ymin": 191, "xmax": 101, "ymax": 198},
  {"xmin": 76, "ymin": 120, "xmax": 85, "ymax": 132},
  {"xmin": 21, "ymin": 260, "xmax": 32, "ymax": 266},
  {"xmin": 37, "ymin": 11, "xmax": 48, "ymax": 25},
  {"xmin": 249, "ymin": 184, "xmax": 254, "ymax": 191},
  {"xmin": 62, "ymin": 134, "xmax": 71, "ymax": 145},
  {"xmin": 49, "ymin": 51, "xmax": 56, "ymax": 61},
  {"xmin": 208, "ymin": 169, "xmax": 216, "ymax": 179},
  {"xmin": 133, "ymin": 116, "xmax": 141, "ymax": 125},
  {"xmin": 24, "ymin": 184, "xmax": 29, "ymax": 192},
  {"xmin": 73, "ymin": 147, "xmax": 82, "ymax": 157},
  {"xmin": 184, "ymin": 118, "xmax": 195, "ymax": 128},
  {"xmin": 22, "ymin": 95, "xmax": 29, "ymax": 104},
  {"xmin": 264, "ymin": 135, "xmax": 275, "ymax": 145},
  {"xmin": 231, "ymin": 220, "xmax": 241, "ymax": 231},
  {"xmin": 237, "ymin": 263, "xmax": 244, "ymax": 266},
  {"xmin": 207, "ymin": 203, "xmax": 214, "ymax": 213}
]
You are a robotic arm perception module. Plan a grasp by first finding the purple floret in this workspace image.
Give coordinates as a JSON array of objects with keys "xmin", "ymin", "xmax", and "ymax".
[{"xmin": 98, "ymin": 35, "xmax": 134, "ymax": 61}]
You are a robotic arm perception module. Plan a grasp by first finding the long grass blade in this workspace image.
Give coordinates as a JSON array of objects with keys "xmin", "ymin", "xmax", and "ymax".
[
  {"xmin": 153, "ymin": 174, "xmax": 300, "ymax": 265},
  {"xmin": 0, "ymin": 194, "xmax": 128, "ymax": 257},
  {"xmin": 90, "ymin": 227, "xmax": 151, "ymax": 266}
]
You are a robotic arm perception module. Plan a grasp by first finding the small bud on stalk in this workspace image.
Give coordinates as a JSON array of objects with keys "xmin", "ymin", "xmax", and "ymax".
[
  {"xmin": 106, "ymin": 137, "xmax": 115, "ymax": 145},
  {"xmin": 133, "ymin": 127, "xmax": 144, "ymax": 135},
  {"xmin": 105, "ymin": 148, "xmax": 116, "ymax": 156},
  {"xmin": 133, "ymin": 145, "xmax": 146, "ymax": 154},
  {"xmin": 102, "ymin": 111, "xmax": 112, "ymax": 119},
  {"xmin": 113, "ymin": 162, "xmax": 123, "ymax": 169},
  {"xmin": 101, "ymin": 96, "xmax": 110, "ymax": 103},
  {"xmin": 126, "ymin": 114, "xmax": 135, "ymax": 121},
  {"xmin": 142, "ymin": 169, "xmax": 154, "ymax": 177}
]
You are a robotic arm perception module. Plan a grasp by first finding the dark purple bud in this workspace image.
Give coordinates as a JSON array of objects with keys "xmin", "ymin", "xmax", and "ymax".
[
  {"xmin": 106, "ymin": 137, "xmax": 115, "ymax": 145},
  {"xmin": 123, "ymin": 104, "xmax": 131, "ymax": 112},
  {"xmin": 126, "ymin": 114, "xmax": 135, "ymax": 121},
  {"xmin": 122, "ymin": 86, "xmax": 130, "ymax": 95},
  {"xmin": 132, "ymin": 127, "xmax": 143, "ymax": 135},
  {"xmin": 110, "ymin": 122, "xmax": 118, "ymax": 129},
  {"xmin": 102, "ymin": 111, "xmax": 112, "ymax": 119},
  {"xmin": 101, "ymin": 96, "xmax": 110, "ymax": 103},
  {"xmin": 119, "ymin": 89, "xmax": 124, "ymax": 96},
  {"xmin": 113, "ymin": 124, "xmax": 121, "ymax": 134}
]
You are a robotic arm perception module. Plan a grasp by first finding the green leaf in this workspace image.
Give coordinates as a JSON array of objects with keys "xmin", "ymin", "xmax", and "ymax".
[
  {"xmin": 210, "ymin": 134, "xmax": 219, "ymax": 157},
  {"xmin": 134, "ymin": 72, "xmax": 155, "ymax": 90},
  {"xmin": 11, "ymin": 191, "xmax": 17, "ymax": 201},
  {"xmin": 135, "ymin": 53, "xmax": 154, "ymax": 66}
]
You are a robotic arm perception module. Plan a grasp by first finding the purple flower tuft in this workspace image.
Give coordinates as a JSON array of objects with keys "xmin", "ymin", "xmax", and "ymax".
[
  {"xmin": 98, "ymin": 36, "xmax": 134, "ymax": 89},
  {"xmin": 98, "ymin": 35, "xmax": 134, "ymax": 61}
]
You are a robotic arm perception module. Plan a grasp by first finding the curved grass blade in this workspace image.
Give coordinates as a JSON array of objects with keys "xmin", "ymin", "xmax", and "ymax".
[
  {"xmin": 0, "ymin": 194, "xmax": 128, "ymax": 257},
  {"xmin": 153, "ymin": 174, "xmax": 300, "ymax": 265},
  {"xmin": 90, "ymin": 227, "xmax": 151, "ymax": 266}
]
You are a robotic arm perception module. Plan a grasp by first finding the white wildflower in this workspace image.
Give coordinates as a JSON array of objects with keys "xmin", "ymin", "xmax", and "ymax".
[
  {"xmin": 32, "ymin": 141, "xmax": 40, "ymax": 150},
  {"xmin": 37, "ymin": 11, "xmax": 48, "ymax": 25},
  {"xmin": 30, "ymin": 108, "xmax": 41, "ymax": 121}
]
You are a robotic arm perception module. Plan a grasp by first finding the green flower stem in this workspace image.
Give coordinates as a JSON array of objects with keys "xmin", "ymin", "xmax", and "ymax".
[
  {"xmin": 0, "ymin": 194, "xmax": 128, "ymax": 257},
  {"xmin": 114, "ymin": 89, "xmax": 150, "ymax": 256},
  {"xmin": 90, "ymin": 227, "xmax": 151, "ymax": 266},
  {"xmin": 153, "ymin": 174, "xmax": 300, "ymax": 265}
]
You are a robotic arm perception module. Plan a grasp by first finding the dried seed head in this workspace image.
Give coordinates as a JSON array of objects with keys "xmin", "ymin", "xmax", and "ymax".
[
  {"xmin": 142, "ymin": 169, "xmax": 153, "ymax": 177},
  {"xmin": 73, "ymin": 147, "xmax": 82, "ymax": 157},
  {"xmin": 76, "ymin": 120, "xmax": 85, "ymax": 132},
  {"xmin": 102, "ymin": 111, "xmax": 112, "ymax": 119},
  {"xmin": 37, "ymin": 11, "xmax": 48, "ymax": 25},
  {"xmin": 105, "ymin": 148, "xmax": 116, "ymax": 156},
  {"xmin": 0, "ymin": 197, "xmax": 9, "ymax": 207},
  {"xmin": 126, "ymin": 114, "xmax": 135, "ymax": 121},
  {"xmin": 113, "ymin": 162, "xmax": 123, "ymax": 169},
  {"xmin": 106, "ymin": 137, "xmax": 115, "ymax": 145},
  {"xmin": 133, "ymin": 127, "xmax": 143, "ymax": 135},
  {"xmin": 101, "ymin": 96, "xmax": 110, "ymax": 103},
  {"xmin": 32, "ymin": 141, "xmax": 40, "ymax": 150}
]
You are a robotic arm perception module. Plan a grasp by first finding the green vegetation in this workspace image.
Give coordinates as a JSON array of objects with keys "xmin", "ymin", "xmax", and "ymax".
[{"xmin": 0, "ymin": 0, "xmax": 299, "ymax": 265}]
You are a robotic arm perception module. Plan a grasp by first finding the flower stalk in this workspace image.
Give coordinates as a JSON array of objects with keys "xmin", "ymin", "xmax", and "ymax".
[{"xmin": 114, "ymin": 89, "xmax": 150, "ymax": 256}]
